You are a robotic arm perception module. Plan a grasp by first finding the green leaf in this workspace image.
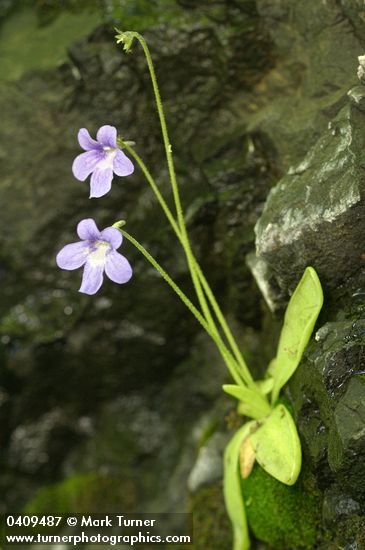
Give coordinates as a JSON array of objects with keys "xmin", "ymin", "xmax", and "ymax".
[
  {"xmin": 271, "ymin": 267, "xmax": 323, "ymax": 403},
  {"xmin": 223, "ymin": 385, "xmax": 272, "ymax": 420},
  {"xmin": 255, "ymin": 378, "xmax": 274, "ymax": 395},
  {"xmin": 224, "ymin": 422, "xmax": 256, "ymax": 550},
  {"xmin": 250, "ymin": 404, "xmax": 301, "ymax": 485},
  {"xmin": 267, "ymin": 358, "xmax": 276, "ymax": 377}
]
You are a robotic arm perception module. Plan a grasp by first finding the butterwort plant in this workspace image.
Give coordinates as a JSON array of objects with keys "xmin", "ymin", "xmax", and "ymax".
[{"xmin": 56, "ymin": 30, "xmax": 324, "ymax": 550}]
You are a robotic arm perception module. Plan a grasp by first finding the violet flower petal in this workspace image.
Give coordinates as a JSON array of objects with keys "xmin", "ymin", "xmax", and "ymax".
[
  {"xmin": 77, "ymin": 218, "xmax": 101, "ymax": 241},
  {"xmin": 89, "ymin": 167, "xmax": 113, "ymax": 198},
  {"xmin": 56, "ymin": 241, "xmax": 89, "ymax": 270},
  {"xmin": 100, "ymin": 227, "xmax": 123, "ymax": 249},
  {"xmin": 78, "ymin": 128, "xmax": 100, "ymax": 151},
  {"xmin": 79, "ymin": 262, "xmax": 104, "ymax": 295},
  {"xmin": 72, "ymin": 150, "xmax": 103, "ymax": 181},
  {"xmin": 113, "ymin": 149, "xmax": 135, "ymax": 177},
  {"xmin": 96, "ymin": 125, "xmax": 117, "ymax": 148},
  {"xmin": 105, "ymin": 250, "xmax": 133, "ymax": 284}
]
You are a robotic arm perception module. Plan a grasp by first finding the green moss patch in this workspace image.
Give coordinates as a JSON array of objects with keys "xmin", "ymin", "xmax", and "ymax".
[
  {"xmin": 189, "ymin": 483, "xmax": 232, "ymax": 550},
  {"xmin": 242, "ymin": 465, "xmax": 321, "ymax": 549},
  {"xmin": 24, "ymin": 473, "xmax": 137, "ymax": 514},
  {"xmin": 0, "ymin": 7, "xmax": 100, "ymax": 82}
]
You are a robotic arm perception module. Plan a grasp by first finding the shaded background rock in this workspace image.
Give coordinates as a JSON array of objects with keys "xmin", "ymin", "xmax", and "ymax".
[{"xmin": 0, "ymin": 0, "xmax": 365, "ymax": 548}]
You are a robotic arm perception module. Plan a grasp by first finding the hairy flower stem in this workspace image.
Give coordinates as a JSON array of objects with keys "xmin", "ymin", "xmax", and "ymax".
[
  {"xmin": 119, "ymin": 33, "xmax": 222, "ymax": 362},
  {"xmin": 116, "ymin": 31, "xmax": 258, "ymax": 391},
  {"xmin": 120, "ymin": 141, "xmax": 256, "ymax": 390},
  {"xmin": 118, "ymin": 227, "xmax": 244, "ymax": 386}
]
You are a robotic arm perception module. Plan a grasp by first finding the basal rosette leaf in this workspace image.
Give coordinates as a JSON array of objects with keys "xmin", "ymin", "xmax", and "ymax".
[
  {"xmin": 255, "ymin": 377, "xmax": 274, "ymax": 395},
  {"xmin": 271, "ymin": 267, "xmax": 323, "ymax": 403},
  {"xmin": 224, "ymin": 421, "xmax": 257, "ymax": 550},
  {"xmin": 223, "ymin": 385, "xmax": 272, "ymax": 420},
  {"xmin": 250, "ymin": 404, "xmax": 301, "ymax": 485}
]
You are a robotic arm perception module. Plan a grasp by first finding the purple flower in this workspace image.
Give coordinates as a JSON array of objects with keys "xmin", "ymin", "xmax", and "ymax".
[
  {"xmin": 72, "ymin": 125, "xmax": 134, "ymax": 198},
  {"xmin": 56, "ymin": 219, "xmax": 132, "ymax": 295}
]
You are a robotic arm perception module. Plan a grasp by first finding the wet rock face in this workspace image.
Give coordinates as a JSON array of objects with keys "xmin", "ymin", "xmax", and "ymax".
[
  {"xmin": 288, "ymin": 321, "xmax": 365, "ymax": 544},
  {"xmin": 246, "ymin": 0, "xmax": 365, "ymax": 545},
  {"xmin": 250, "ymin": 0, "xmax": 365, "ymax": 312},
  {"xmin": 251, "ymin": 0, "xmax": 361, "ymax": 169},
  {"xmin": 252, "ymin": 100, "xmax": 365, "ymax": 312},
  {"xmin": 329, "ymin": 375, "xmax": 365, "ymax": 490},
  {"xmin": 289, "ymin": 321, "xmax": 365, "ymax": 475},
  {"xmin": 339, "ymin": 0, "xmax": 365, "ymax": 42}
]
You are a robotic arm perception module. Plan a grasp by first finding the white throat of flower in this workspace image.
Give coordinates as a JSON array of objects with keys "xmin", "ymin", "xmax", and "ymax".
[
  {"xmin": 98, "ymin": 146, "xmax": 117, "ymax": 170},
  {"xmin": 88, "ymin": 240, "xmax": 111, "ymax": 266}
]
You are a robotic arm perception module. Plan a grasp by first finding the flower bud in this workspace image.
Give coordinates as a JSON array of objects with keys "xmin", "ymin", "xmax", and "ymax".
[{"xmin": 115, "ymin": 29, "xmax": 135, "ymax": 53}]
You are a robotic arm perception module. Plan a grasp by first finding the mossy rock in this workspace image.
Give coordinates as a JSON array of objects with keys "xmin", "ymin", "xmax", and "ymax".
[
  {"xmin": 336, "ymin": 515, "xmax": 365, "ymax": 549},
  {"xmin": 188, "ymin": 482, "xmax": 232, "ymax": 550},
  {"xmin": 24, "ymin": 473, "xmax": 137, "ymax": 514},
  {"xmin": 242, "ymin": 465, "xmax": 321, "ymax": 549}
]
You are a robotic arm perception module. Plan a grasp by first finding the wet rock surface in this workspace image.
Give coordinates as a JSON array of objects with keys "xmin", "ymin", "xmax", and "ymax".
[
  {"xmin": 248, "ymin": 0, "xmax": 365, "ymax": 546},
  {"xmin": 288, "ymin": 320, "xmax": 365, "ymax": 544},
  {"xmin": 252, "ymin": 100, "xmax": 365, "ymax": 313},
  {"xmin": 0, "ymin": 0, "xmax": 365, "ymax": 548}
]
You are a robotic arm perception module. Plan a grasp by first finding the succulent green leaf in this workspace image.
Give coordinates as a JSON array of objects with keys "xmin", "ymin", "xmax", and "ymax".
[
  {"xmin": 250, "ymin": 404, "xmax": 301, "ymax": 485},
  {"xmin": 255, "ymin": 378, "xmax": 274, "ymax": 395},
  {"xmin": 271, "ymin": 267, "xmax": 323, "ymax": 403},
  {"xmin": 223, "ymin": 385, "xmax": 272, "ymax": 420},
  {"xmin": 267, "ymin": 358, "xmax": 276, "ymax": 377},
  {"xmin": 224, "ymin": 421, "xmax": 256, "ymax": 550}
]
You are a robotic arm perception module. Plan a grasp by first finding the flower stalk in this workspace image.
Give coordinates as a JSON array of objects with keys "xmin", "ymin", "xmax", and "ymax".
[
  {"xmin": 118, "ymin": 226, "xmax": 247, "ymax": 387},
  {"xmin": 116, "ymin": 31, "xmax": 225, "ymax": 362},
  {"xmin": 116, "ymin": 44, "xmax": 255, "ymax": 389}
]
